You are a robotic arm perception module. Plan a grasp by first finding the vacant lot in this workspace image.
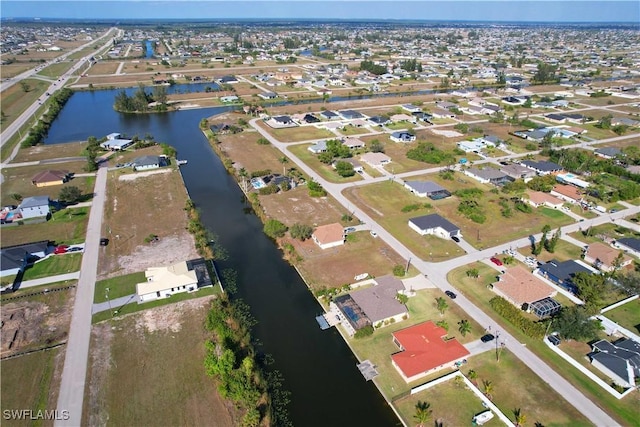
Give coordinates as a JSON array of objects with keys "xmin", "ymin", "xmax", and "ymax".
[
  {"xmin": 85, "ymin": 61, "xmax": 120, "ymax": 75},
  {"xmin": 0, "ymin": 78, "xmax": 49, "ymax": 132},
  {"xmin": 517, "ymin": 239, "xmax": 584, "ymax": 263},
  {"xmin": 260, "ymin": 185, "xmax": 349, "ymax": 228},
  {"xmin": 1, "ymin": 162, "xmax": 91, "ymax": 204},
  {"xmin": 12, "ymin": 141, "xmax": 87, "ymax": 163},
  {"xmin": 214, "ymin": 126, "xmax": 286, "ymax": 174},
  {"xmin": 288, "ymin": 144, "xmax": 364, "ymax": 183},
  {"xmin": 98, "ymin": 167, "xmax": 198, "ymax": 277},
  {"xmin": 83, "ymin": 297, "xmax": 238, "ymax": 426},
  {"xmin": 347, "ymin": 289, "xmax": 483, "ymax": 399},
  {"xmin": 1, "ymin": 207, "xmax": 90, "ymax": 247},
  {"xmin": 293, "ymin": 231, "xmax": 415, "ymax": 289},
  {"xmin": 255, "ymin": 121, "xmax": 335, "ymax": 142}
]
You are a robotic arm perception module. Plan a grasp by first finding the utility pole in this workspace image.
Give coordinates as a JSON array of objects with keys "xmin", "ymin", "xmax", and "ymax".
[
  {"xmin": 405, "ymin": 257, "xmax": 411, "ymax": 275},
  {"xmin": 106, "ymin": 287, "xmax": 112, "ymax": 317}
]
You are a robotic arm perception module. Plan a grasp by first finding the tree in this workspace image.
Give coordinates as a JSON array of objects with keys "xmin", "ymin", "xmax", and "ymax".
[
  {"xmin": 435, "ymin": 297, "xmax": 448, "ymax": 316},
  {"xmin": 10, "ymin": 193, "xmax": 23, "ymax": 203},
  {"xmin": 532, "ymin": 61, "xmax": 557, "ymax": 84},
  {"xmin": 573, "ymin": 272, "xmax": 607, "ymax": 313},
  {"xmin": 335, "ymin": 161, "xmax": 355, "ymax": 177},
  {"xmin": 435, "ymin": 320, "xmax": 448, "ymax": 331},
  {"xmin": 467, "ymin": 369, "xmax": 478, "ymax": 384},
  {"xmin": 279, "ymin": 156, "xmax": 289, "ymax": 175},
  {"xmin": 58, "ymin": 186, "xmax": 82, "ymax": 205},
  {"xmin": 238, "ymin": 168, "xmax": 248, "ymax": 192},
  {"xmin": 369, "ymin": 139, "xmax": 385, "ymax": 153},
  {"xmin": 20, "ymin": 81, "xmax": 31, "ymax": 92},
  {"xmin": 513, "ymin": 408, "xmax": 527, "ymax": 427},
  {"xmin": 458, "ymin": 319, "xmax": 471, "ymax": 337},
  {"xmin": 263, "ymin": 219, "xmax": 287, "ymax": 239},
  {"xmin": 554, "ymin": 306, "xmax": 602, "ymax": 341},
  {"xmin": 615, "ymin": 270, "xmax": 640, "ymax": 296},
  {"xmin": 289, "ymin": 223, "xmax": 313, "ymax": 241},
  {"xmin": 85, "ymin": 151, "xmax": 98, "ymax": 172},
  {"xmin": 465, "ymin": 268, "xmax": 479, "ymax": 280},
  {"xmin": 396, "ymin": 292, "xmax": 409, "ymax": 305},
  {"xmin": 413, "ymin": 401, "xmax": 432, "ymax": 427},
  {"xmin": 393, "ymin": 265, "xmax": 406, "ymax": 277},
  {"xmin": 482, "ymin": 379, "xmax": 493, "ymax": 400},
  {"xmin": 546, "ymin": 228, "xmax": 561, "ymax": 253},
  {"xmin": 152, "ymin": 85, "xmax": 168, "ymax": 109}
]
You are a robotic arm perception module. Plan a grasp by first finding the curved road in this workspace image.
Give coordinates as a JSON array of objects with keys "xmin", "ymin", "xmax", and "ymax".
[{"xmin": 250, "ymin": 117, "xmax": 634, "ymax": 426}]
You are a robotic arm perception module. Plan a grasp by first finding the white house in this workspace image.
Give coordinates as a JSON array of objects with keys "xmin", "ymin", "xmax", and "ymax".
[
  {"xmin": 360, "ymin": 152, "xmax": 391, "ymax": 167},
  {"xmin": 408, "ymin": 214, "xmax": 461, "ymax": 239},
  {"xmin": 18, "ymin": 196, "xmax": 50, "ymax": 220},
  {"xmin": 132, "ymin": 155, "xmax": 162, "ymax": 171},
  {"xmin": 390, "ymin": 131, "xmax": 416, "ymax": 143},
  {"xmin": 311, "ymin": 223, "xmax": 345, "ymax": 250},
  {"xmin": 136, "ymin": 258, "xmax": 213, "ymax": 303}
]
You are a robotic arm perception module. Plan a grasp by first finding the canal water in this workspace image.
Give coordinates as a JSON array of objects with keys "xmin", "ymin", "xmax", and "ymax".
[{"xmin": 45, "ymin": 92, "xmax": 401, "ymax": 426}]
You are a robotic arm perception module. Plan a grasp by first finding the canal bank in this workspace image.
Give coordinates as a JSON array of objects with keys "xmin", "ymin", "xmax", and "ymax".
[{"xmin": 44, "ymin": 94, "xmax": 401, "ymax": 426}]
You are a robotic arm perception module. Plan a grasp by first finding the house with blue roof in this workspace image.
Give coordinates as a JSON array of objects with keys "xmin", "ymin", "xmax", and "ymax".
[{"xmin": 536, "ymin": 259, "xmax": 598, "ymax": 294}]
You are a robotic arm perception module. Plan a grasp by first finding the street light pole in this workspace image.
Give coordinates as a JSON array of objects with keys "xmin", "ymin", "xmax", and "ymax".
[{"xmin": 495, "ymin": 330, "xmax": 501, "ymax": 362}]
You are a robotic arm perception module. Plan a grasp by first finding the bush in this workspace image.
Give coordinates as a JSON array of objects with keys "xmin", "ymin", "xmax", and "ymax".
[
  {"xmin": 407, "ymin": 142, "xmax": 454, "ymax": 164},
  {"xmin": 264, "ymin": 219, "xmax": 287, "ymax": 239},
  {"xmin": 392, "ymin": 265, "xmax": 406, "ymax": 276},
  {"xmin": 256, "ymin": 137, "xmax": 270, "ymax": 145},
  {"xmin": 335, "ymin": 160, "xmax": 355, "ymax": 177},
  {"xmin": 307, "ymin": 180, "xmax": 327, "ymax": 197},
  {"xmin": 401, "ymin": 204, "xmax": 421, "ymax": 213},
  {"xmin": 58, "ymin": 186, "xmax": 82, "ymax": 204},
  {"xmin": 489, "ymin": 296, "xmax": 546, "ymax": 338},
  {"xmin": 354, "ymin": 325, "xmax": 374, "ymax": 338},
  {"xmin": 258, "ymin": 184, "xmax": 278, "ymax": 195},
  {"xmin": 290, "ymin": 223, "xmax": 313, "ymax": 241}
]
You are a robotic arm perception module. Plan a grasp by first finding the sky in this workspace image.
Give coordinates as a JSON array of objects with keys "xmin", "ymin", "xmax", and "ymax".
[{"xmin": 1, "ymin": 1, "xmax": 639, "ymax": 23}]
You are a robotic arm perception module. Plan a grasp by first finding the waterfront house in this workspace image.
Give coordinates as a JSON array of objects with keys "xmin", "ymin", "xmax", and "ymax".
[
  {"xmin": 132, "ymin": 155, "xmax": 162, "ymax": 171},
  {"xmin": 266, "ymin": 115, "xmax": 297, "ymax": 128},
  {"xmin": 311, "ymin": 223, "xmax": 345, "ymax": 250},
  {"xmin": 136, "ymin": 258, "xmax": 213, "ymax": 303},
  {"xmin": 31, "ymin": 170, "xmax": 70, "ymax": 187},
  {"xmin": 408, "ymin": 214, "xmax": 460, "ymax": 239},
  {"xmin": 391, "ymin": 321, "xmax": 470, "ymax": 383}
]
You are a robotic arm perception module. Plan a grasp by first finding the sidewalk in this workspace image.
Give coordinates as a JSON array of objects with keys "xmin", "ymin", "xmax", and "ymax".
[
  {"xmin": 92, "ymin": 294, "xmax": 137, "ymax": 315},
  {"xmin": 16, "ymin": 272, "xmax": 81, "ymax": 289}
]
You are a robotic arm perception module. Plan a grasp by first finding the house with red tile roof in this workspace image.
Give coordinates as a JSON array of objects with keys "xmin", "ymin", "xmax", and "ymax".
[
  {"xmin": 492, "ymin": 265, "xmax": 557, "ymax": 308},
  {"xmin": 391, "ymin": 321, "xmax": 470, "ymax": 383},
  {"xmin": 311, "ymin": 223, "xmax": 345, "ymax": 250},
  {"xmin": 550, "ymin": 184, "xmax": 583, "ymax": 204}
]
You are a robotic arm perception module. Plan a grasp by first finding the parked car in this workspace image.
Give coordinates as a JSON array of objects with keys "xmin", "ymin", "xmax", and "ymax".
[
  {"xmin": 344, "ymin": 227, "xmax": 356, "ymax": 234},
  {"xmin": 100, "ymin": 238, "xmax": 109, "ymax": 246},
  {"xmin": 370, "ymin": 230, "xmax": 378, "ymax": 238},
  {"xmin": 481, "ymin": 334, "xmax": 495, "ymax": 343},
  {"xmin": 54, "ymin": 245, "xmax": 69, "ymax": 254},
  {"xmin": 548, "ymin": 335, "xmax": 561, "ymax": 346},
  {"xmin": 490, "ymin": 257, "xmax": 503, "ymax": 266},
  {"xmin": 451, "ymin": 235, "xmax": 460, "ymax": 243},
  {"xmin": 444, "ymin": 290, "xmax": 457, "ymax": 299},
  {"xmin": 67, "ymin": 247, "xmax": 83, "ymax": 252}
]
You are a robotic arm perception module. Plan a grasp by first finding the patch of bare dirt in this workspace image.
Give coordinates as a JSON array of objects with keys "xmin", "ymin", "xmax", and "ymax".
[
  {"xmin": 133, "ymin": 297, "xmax": 212, "ymax": 334},
  {"xmin": 104, "ymin": 234, "xmax": 198, "ymax": 279},
  {"xmin": 86, "ymin": 322, "xmax": 114, "ymax": 427},
  {"xmin": 118, "ymin": 168, "xmax": 171, "ymax": 181}
]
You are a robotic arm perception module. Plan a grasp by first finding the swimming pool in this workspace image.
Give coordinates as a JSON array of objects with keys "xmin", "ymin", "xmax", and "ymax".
[{"xmin": 250, "ymin": 178, "xmax": 266, "ymax": 189}]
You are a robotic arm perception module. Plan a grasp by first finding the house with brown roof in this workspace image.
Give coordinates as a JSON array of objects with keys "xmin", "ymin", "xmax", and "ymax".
[
  {"xmin": 492, "ymin": 265, "xmax": 557, "ymax": 308},
  {"xmin": 391, "ymin": 321, "xmax": 470, "ymax": 383},
  {"xmin": 524, "ymin": 190, "xmax": 564, "ymax": 209},
  {"xmin": 311, "ymin": 223, "xmax": 345, "ymax": 250},
  {"xmin": 583, "ymin": 242, "xmax": 632, "ymax": 273},
  {"xmin": 550, "ymin": 184, "xmax": 583, "ymax": 204},
  {"xmin": 31, "ymin": 170, "xmax": 70, "ymax": 187}
]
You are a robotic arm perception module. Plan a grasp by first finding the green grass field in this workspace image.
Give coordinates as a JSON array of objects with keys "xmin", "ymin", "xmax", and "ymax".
[
  {"xmin": 1, "ymin": 207, "xmax": 90, "ymax": 247},
  {"xmin": 258, "ymin": 122, "xmax": 335, "ymax": 142},
  {"xmin": 288, "ymin": 144, "xmax": 363, "ymax": 183},
  {"xmin": 603, "ymin": 299, "xmax": 640, "ymax": 334},
  {"xmin": 94, "ymin": 271, "xmax": 146, "ymax": 303},
  {"xmin": 21, "ymin": 253, "xmax": 82, "ymax": 281}
]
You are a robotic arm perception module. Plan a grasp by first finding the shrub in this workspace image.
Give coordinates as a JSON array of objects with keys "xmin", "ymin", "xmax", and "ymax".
[
  {"xmin": 354, "ymin": 325, "xmax": 374, "ymax": 338},
  {"xmin": 307, "ymin": 180, "xmax": 327, "ymax": 197},
  {"xmin": 290, "ymin": 223, "xmax": 313, "ymax": 241},
  {"xmin": 258, "ymin": 184, "xmax": 278, "ymax": 195},
  {"xmin": 256, "ymin": 137, "xmax": 270, "ymax": 145},
  {"xmin": 392, "ymin": 265, "xmax": 406, "ymax": 276},
  {"xmin": 264, "ymin": 219, "xmax": 287, "ymax": 239},
  {"xmin": 489, "ymin": 296, "xmax": 546, "ymax": 338},
  {"xmin": 407, "ymin": 142, "xmax": 455, "ymax": 164},
  {"xmin": 401, "ymin": 204, "xmax": 421, "ymax": 213}
]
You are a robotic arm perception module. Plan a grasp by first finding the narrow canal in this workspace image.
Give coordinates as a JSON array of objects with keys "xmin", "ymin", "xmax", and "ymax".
[{"xmin": 46, "ymin": 92, "xmax": 401, "ymax": 426}]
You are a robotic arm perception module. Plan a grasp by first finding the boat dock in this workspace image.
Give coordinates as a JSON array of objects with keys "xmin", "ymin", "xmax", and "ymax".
[{"xmin": 315, "ymin": 307, "xmax": 342, "ymax": 330}]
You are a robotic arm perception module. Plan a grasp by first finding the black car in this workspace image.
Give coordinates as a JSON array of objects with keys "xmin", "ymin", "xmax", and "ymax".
[
  {"xmin": 67, "ymin": 247, "xmax": 83, "ymax": 252},
  {"xmin": 100, "ymin": 238, "xmax": 109, "ymax": 246},
  {"xmin": 481, "ymin": 334, "xmax": 495, "ymax": 343},
  {"xmin": 444, "ymin": 290, "xmax": 457, "ymax": 299},
  {"xmin": 451, "ymin": 236, "xmax": 460, "ymax": 243},
  {"xmin": 548, "ymin": 335, "xmax": 561, "ymax": 346}
]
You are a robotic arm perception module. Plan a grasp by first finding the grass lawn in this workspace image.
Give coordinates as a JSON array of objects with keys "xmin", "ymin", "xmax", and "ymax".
[
  {"xmin": 337, "ymin": 125, "xmax": 370, "ymax": 136},
  {"xmin": 12, "ymin": 141, "xmax": 87, "ymax": 163},
  {"xmin": 256, "ymin": 121, "xmax": 335, "ymax": 142},
  {"xmin": 0, "ymin": 79, "xmax": 49, "ymax": 133},
  {"xmin": 91, "ymin": 286, "xmax": 219, "ymax": 323},
  {"xmin": 518, "ymin": 239, "xmax": 585, "ymax": 263},
  {"xmin": 1, "ymin": 348, "xmax": 63, "ymax": 427},
  {"xmin": 84, "ymin": 297, "xmax": 238, "ymax": 426},
  {"xmin": 288, "ymin": 144, "xmax": 363, "ymax": 183},
  {"xmin": 37, "ymin": 61, "xmax": 73, "ymax": 79},
  {"xmin": 94, "ymin": 271, "xmax": 146, "ymax": 303},
  {"xmin": 447, "ymin": 263, "xmax": 640, "ymax": 426},
  {"xmin": 394, "ymin": 380, "xmax": 497, "ymax": 427},
  {"xmin": 22, "ymin": 253, "xmax": 82, "ymax": 281},
  {"xmin": 604, "ymin": 299, "xmax": 640, "ymax": 335},
  {"xmin": 568, "ymin": 222, "xmax": 640, "ymax": 246},
  {"xmin": 347, "ymin": 289, "xmax": 483, "ymax": 400},
  {"xmin": 1, "ymin": 206, "xmax": 90, "ymax": 247}
]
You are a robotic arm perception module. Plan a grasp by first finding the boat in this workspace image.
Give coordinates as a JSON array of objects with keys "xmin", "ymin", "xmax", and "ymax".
[
  {"xmin": 176, "ymin": 159, "xmax": 188, "ymax": 166},
  {"xmin": 472, "ymin": 410, "xmax": 494, "ymax": 425}
]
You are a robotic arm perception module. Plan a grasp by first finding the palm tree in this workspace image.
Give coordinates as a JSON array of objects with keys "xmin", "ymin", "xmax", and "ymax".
[
  {"xmin": 413, "ymin": 401, "xmax": 432, "ymax": 427},
  {"xmin": 435, "ymin": 297, "xmax": 448, "ymax": 316},
  {"xmin": 482, "ymin": 379, "xmax": 493, "ymax": 400},
  {"xmin": 465, "ymin": 268, "xmax": 479, "ymax": 280},
  {"xmin": 513, "ymin": 408, "xmax": 527, "ymax": 427},
  {"xmin": 458, "ymin": 319, "xmax": 471, "ymax": 337},
  {"xmin": 279, "ymin": 156, "xmax": 289, "ymax": 176},
  {"xmin": 467, "ymin": 369, "xmax": 478, "ymax": 384},
  {"xmin": 238, "ymin": 168, "xmax": 248, "ymax": 192}
]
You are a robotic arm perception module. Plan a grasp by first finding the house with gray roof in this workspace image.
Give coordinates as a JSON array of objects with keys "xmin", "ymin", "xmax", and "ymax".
[
  {"xmin": 521, "ymin": 160, "xmax": 563, "ymax": 175},
  {"xmin": 500, "ymin": 163, "xmax": 537, "ymax": 181},
  {"xmin": 390, "ymin": 131, "xmax": 416, "ymax": 143},
  {"xmin": 308, "ymin": 140, "xmax": 328, "ymax": 154},
  {"xmin": 18, "ymin": 196, "xmax": 50, "ymax": 220},
  {"xmin": 589, "ymin": 338, "xmax": 640, "ymax": 388},
  {"xmin": 594, "ymin": 147, "xmax": 623, "ymax": 160},
  {"xmin": 320, "ymin": 110, "xmax": 339, "ymax": 120},
  {"xmin": 536, "ymin": 259, "xmax": 597, "ymax": 294},
  {"xmin": 408, "ymin": 214, "xmax": 461, "ymax": 239},
  {"xmin": 339, "ymin": 110, "xmax": 364, "ymax": 120},
  {"xmin": 1, "ymin": 240, "xmax": 50, "ymax": 278},
  {"xmin": 614, "ymin": 237, "xmax": 640, "ymax": 258},
  {"xmin": 403, "ymin": 181, "xmax": 450, "ymax": 199},
  {"xmin": 463, "ymin": 167, "xmax": 512, "ymax": 186},
  {"xmin": 132, "ymin": 155, "xmax": 163, "ymax": 172}
]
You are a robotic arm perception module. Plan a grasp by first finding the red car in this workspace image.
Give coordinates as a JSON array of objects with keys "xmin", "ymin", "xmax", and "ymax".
[
  {"xmin": 490, "ymin": 257, "xmax": 503, "ymax": 266},
  {"xmin": 54, "ymin": 245, "xmax": 69, "ymax": 254}
]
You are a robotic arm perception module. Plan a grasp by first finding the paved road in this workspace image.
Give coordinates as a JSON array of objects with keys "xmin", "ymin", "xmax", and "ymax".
[
  {"xmin": 249, "ymin": 117, "xmax": 633, "ymax": 426},
  {"xmin": 15, "ymin": 272, "xmax": 81, "ymax": 290},
  {"xmin": 54, "ymin": 165, "xmax": 108, "ymax": 426}
]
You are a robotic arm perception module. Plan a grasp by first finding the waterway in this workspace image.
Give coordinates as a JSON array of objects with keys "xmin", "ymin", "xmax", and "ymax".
[
  {"xmin": 45, "ymin": 91, "xmax": 401, "ymax": 426},
  {"xmin": 145, "ymin": 40, "xmax": 154, "ymax": 58}
]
